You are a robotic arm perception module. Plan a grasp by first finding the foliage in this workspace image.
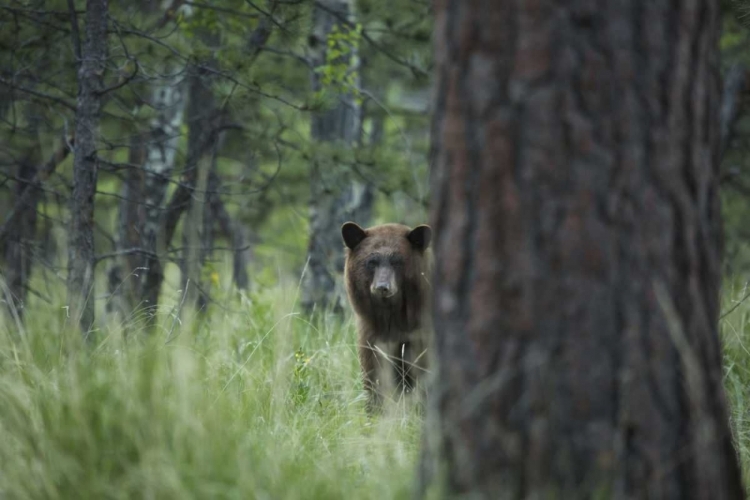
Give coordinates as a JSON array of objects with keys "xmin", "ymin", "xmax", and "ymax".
[{"xmin": 316, "ymin": 22, "xmax": 364, "ymax": 105}]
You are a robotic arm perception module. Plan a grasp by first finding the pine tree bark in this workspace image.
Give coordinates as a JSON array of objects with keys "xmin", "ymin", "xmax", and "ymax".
[
  {"xmin": 420, "ymin": 1, "xmax": 744, "ymax": 499},
  {"xmin": 301, "ymin": 0, "xmax": 373, "ymax": 313},
  {"xmin": 67, "ymin": 0, "xmax": 108, "ymax": 338}
]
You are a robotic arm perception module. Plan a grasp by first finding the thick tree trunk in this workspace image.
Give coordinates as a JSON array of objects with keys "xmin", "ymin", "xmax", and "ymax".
[
  {"xmin": 67, "ymin": 0, "xmax": 108, "ymax": 338},
  {"xmin": 301, "ymin": 0, "xmax": 373, "ymax": 313},
  {"xmin": 420, "ymin": 1, "xmax": 744, "ymax": 499}
]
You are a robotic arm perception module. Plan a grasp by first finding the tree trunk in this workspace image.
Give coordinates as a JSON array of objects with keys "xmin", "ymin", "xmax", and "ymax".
[
  {"xmin": 67, "ymin": 0, "xmax": 108, "ymax": 338},
  {"xmin": 138, "ymin": 69, "xmax": 188, "ymax": 321},
  {"xmin": 107, "ymin": 70, "xmax": 187, "ymax": 329},
  {"xmin": 2, "ymin": 153, "xmax": 40, "ymax": 320},
  {"xmin": 179, "ymin": 57, "xmax": 220, "ymax": 316},
  {"xmin": 107, "ymin": 134, "xmax": 146, "ymax": 323},
  {"xmin": 199, "ymin": 147, "xmax": 253, "ymax": 295},
  {"xmin": 301, "ymin": 0, "xmax": 373, "ymax": 313},
  {"xmin": 108, "ymin": 0, "xmax": 189, "ymax": 329},
  {"xmin": 211, "ymin": 190, "xmax": 248, "ymax": 291},
  {"xmin": 420, "ymin": 1, "xmax": 744, "ymax": 499},
  {"xmin": 151, "ymin": 18, "xmax": 271, "ymax": 312}
]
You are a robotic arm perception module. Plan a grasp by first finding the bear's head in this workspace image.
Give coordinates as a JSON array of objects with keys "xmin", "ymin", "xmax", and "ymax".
[{"xmin": 341, "ymin": 222, "xmax": 432, "ymax": 309}]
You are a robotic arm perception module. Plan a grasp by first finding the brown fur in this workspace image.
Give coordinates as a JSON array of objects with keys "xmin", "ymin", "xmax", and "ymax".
[{"xmin": 341, "ymin": 221, "xmax": 433, "ymax": 413}]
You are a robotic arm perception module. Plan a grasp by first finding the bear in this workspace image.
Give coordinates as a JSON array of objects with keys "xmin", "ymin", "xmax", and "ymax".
[{"xmin": 341, "ymin": 221, "xmax": 434, "ymax": 413}]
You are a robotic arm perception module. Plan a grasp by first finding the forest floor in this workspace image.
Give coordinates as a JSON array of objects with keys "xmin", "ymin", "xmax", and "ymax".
[{"xmin": 1, "ymin": 268, "xmax": 750, "ymax": 498}]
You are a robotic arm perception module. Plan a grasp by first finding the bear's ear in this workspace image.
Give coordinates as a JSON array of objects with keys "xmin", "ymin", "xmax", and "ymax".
[
  {"xmin": 407, "ymin": 225, "xmax": 432, "ymax": 250},
  {"xmin": 342, "ymin": 222, "xmax": 367, "ymax": 249}
]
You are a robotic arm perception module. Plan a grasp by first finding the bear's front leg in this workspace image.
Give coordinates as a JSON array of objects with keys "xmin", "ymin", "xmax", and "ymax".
[{"xmin": 359, "ymin": 340, "xmax": 382, "ymax": 414}]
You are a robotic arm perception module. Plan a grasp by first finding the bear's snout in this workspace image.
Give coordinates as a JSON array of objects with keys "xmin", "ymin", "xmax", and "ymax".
[
  {"xmin": 373, "ymin": 281, "xmax": 392, "ymax": 297},
  {"xmin": 370, "ymin": 267, "xmax": 398, "ymax": 299}
]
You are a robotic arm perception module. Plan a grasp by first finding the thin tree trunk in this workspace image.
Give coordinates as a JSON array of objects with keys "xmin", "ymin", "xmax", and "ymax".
[
  {"xmin": 211, "ymin": 184, "xmax": 250, "ymax": 290},
  {"xmin": 209, "ymin": 170, "xmax": 251, "ymax": 291},
  {"xmin": 107, "ymin": 0, "xmax": 189, "ymax": 329},
  {"xmin": 420, "ymin": 1, "xmax": 744, "ymax": 499},
  {"xmin": 140, "ymin": 70, "xmax": 187, "ymax": 323},
  {"xmin": 67, "ymin": 0, "xmax": 108, "ymax": 338},
  {"xmin": 153, "ymin": 18, "xmax": 271, "ymax": 308},
  {"xmin": 179, "ymin": 57, "xmax": 219, "ymax": 316},
  {"xmin": 301, "ymin": 0, "xmax": 373, "ymax": 313},
  {"xmin": 107, "ymin": 134, "xmax": 146, "ymax": 323},
  {"xmin": 1, "ymin": 137, "xmax": 72, "ymax": 321},
  {"xmin": 2, "ymin": 153, "xmax": 39, "ymax": 320},
  {"xmin": 107, "ymin": 70, "xmax": 187, "ymax": 329}
]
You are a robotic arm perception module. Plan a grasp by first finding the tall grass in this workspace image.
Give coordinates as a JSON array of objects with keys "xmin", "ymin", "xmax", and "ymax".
[
  {"xmin": 0, "ymin": 272, "xmax": 422, "ymax": 499},
  {"xmin": 3, "ymin": 267, "xmax": 750, "ymax": 498},
  {"xmin": 719, "ymin": 279, "xmax": 750, "ymax": 490}
]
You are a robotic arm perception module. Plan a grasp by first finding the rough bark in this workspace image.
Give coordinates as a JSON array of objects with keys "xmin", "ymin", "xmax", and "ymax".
[
  {"xmin": 301, "ymin": 0, "xmax": 374, "ymax": 313},
  {"xmin": 67, "ymin": 0, "xmax": 108, "ymax": 338},
  {"xmin": 420, "ymin": 1, "xmax": 744, "ymax": 499}
]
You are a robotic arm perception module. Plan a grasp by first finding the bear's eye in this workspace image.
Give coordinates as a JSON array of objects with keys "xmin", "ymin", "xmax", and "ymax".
[
  {"xmin": 365, "ymin": 257, "xmax": 379, "ymax": 270},
  {"xmin": 389, "ymin": 256, "xmax": 404, "ymax": 267}
]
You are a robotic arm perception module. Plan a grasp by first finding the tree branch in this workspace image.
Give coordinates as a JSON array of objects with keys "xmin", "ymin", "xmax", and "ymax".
[
  {"xmin": 0, "ymin": 136, "xmax": 74, "ymax": 246},
  {"xmin": 0, "ymin": 76, "xmax": 77, "ymax": 111}
]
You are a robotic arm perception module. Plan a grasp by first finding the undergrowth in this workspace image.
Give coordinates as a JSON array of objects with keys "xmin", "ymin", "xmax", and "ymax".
[
  {"xmin": 3, "ymin": 269, "xmax": 750, "ymax": 498},
  {"xmin": 0, "ymin": 272, "xmax": 422, "ymax": 499}
]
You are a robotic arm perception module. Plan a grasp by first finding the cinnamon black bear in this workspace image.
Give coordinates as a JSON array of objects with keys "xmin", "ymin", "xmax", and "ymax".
[{"xmin": 341, "ymin": 221, "xmax": 433, "ymax": 413}]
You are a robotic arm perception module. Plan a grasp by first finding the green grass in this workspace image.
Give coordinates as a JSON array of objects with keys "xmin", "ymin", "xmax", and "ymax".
[
  {"xmin": 0, "ymin": 272, "xmax": 423, "ymax": 499},
  {"xmin": 719, "ymin": 279, "xmax": 750, "ymax": 490},
  {"xmin": 4, "ymin": 267, "xmax": 750, "ymax": 498}
]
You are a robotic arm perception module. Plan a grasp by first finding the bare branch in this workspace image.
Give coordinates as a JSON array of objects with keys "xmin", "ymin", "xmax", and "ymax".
[
  {"xmin": 0, "ymin": 136, "xmax": 74, "ymax": 246},
  {"xmin": 0, "ymin": 76, "xmax": 77, "ymax": 111}
]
